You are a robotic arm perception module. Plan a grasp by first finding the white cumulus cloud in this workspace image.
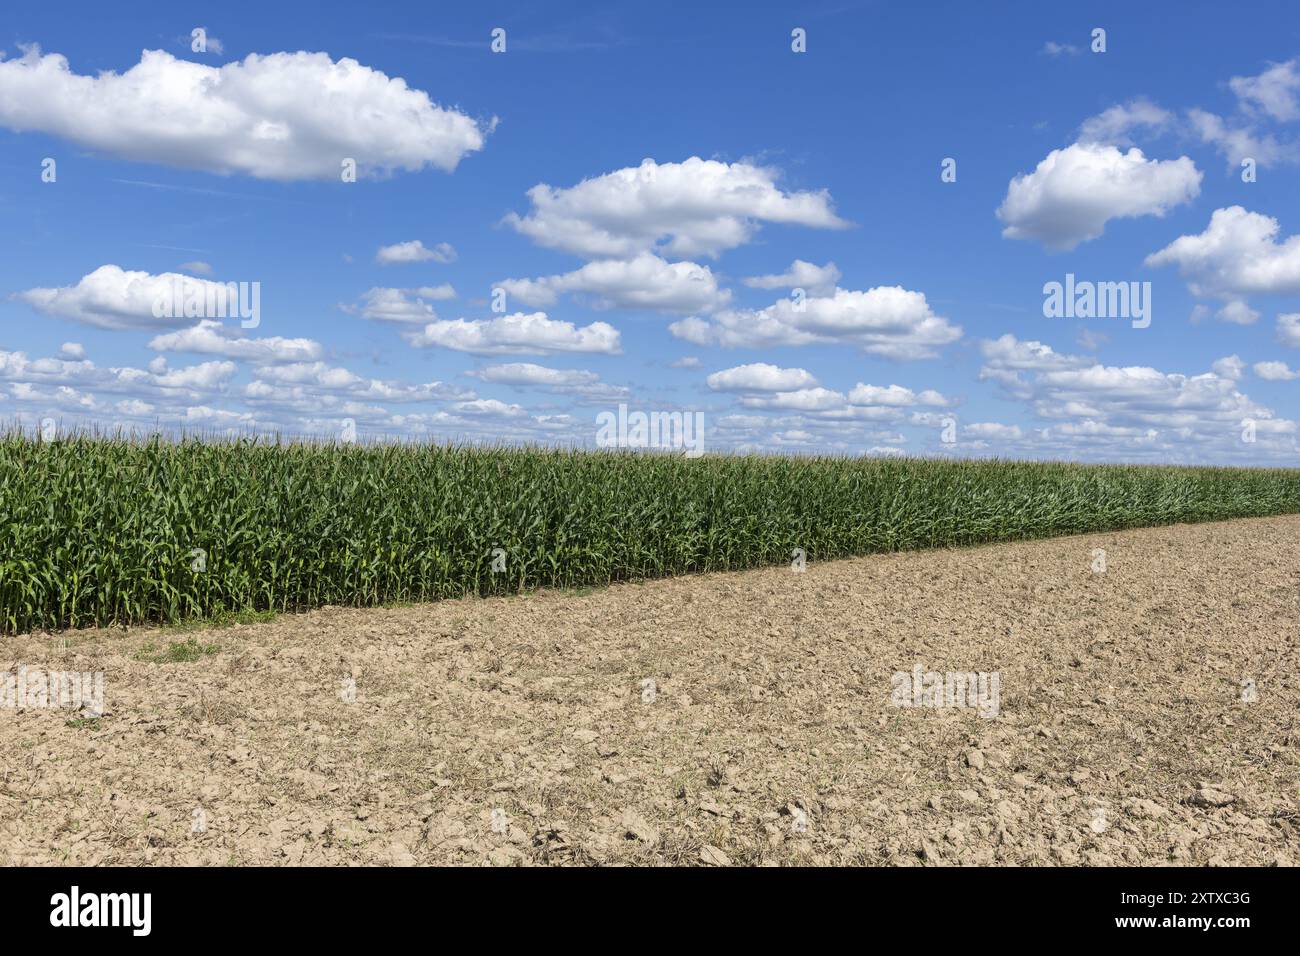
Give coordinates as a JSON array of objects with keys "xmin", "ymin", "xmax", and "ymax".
[
  {"xmin": 405, "ymin": 312, "xmax": 621, "ymax": 355},
  {"xmin": 847, "ymin": 383, "xmax": 950, "ymax": 407},
  {"xmin": 1146, "ymin": 206, "xmax": 1300, "ymax": 302},
  {"xmin": 148, "ymin": 320, "xmax": 324, "ymax": 363},
  {"xmin": 1278, "ymin": 313, "xmax": 1300, "ymax": 347},
  {"xmin": 375, "ymin": 240, "xmax": 457, "ymax": 265},
  {"xmin": 742, "ymin": 260, "xmax": 842, "ymax": 297},
  {"xmin": 16, "ymin": 264, "xmax": 251, "ymax": 330},
  {"xmin": 997, "ymin": 143, "xmax": 1201, "ymax": 251},
  {"xmin": 349, "ymin": 285, "xmax": 458, "ymax": 324},
  {"xmin": 1211, "ymin": 355, "xmax": 1245, "ymax": 380},
  {"xmin": 0, "ymin": 46, "xmax": 490, "ymax": 180},
  {"xmin": 965, "ymin": 422, "xmax": 1023, "ymax": 440},
  {"xmin": 671, "ymin": 286, "xmax": 961, "ymax": 360},
  {"xmin": 504, "ymin": 157, "xmax": 848, "ymax": 259},
  {"xmin": 978, "ymin": 334, "xmax": 1293, "ymax": 450},
  {"xmin": 1253, "ymin": 360, "xmax": 1300, "ymax": 381},
  {"xmin": 1078, "ymin": 98, "xmax": 1174, "ymax": 147},
  {"xmin": 498, "ymin": 253, "xmax": 729, "ymax": 314},
  {"xmin": 706, "ymin": 363, "xmax": 818, "ymax": 392},
  {"xmin": 1230, "ymin": 58, "xmax": 1300, "ymax": 122}
]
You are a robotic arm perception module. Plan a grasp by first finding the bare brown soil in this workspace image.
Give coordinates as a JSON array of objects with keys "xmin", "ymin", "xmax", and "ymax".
[{"xmin": 3, "ymin": 516, "xmax": 1298, "ymax": 866}]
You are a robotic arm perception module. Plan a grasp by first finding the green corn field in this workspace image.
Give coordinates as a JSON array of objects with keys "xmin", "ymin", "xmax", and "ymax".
[{"xmin": 3, "ymin": 430, "xmax": 1300, "ymax": 634}]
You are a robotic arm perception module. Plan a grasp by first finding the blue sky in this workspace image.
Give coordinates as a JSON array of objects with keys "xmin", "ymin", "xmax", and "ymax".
[{"xmin": 3, "ymin": 0, "xmax": 1300, "ymax": 463}]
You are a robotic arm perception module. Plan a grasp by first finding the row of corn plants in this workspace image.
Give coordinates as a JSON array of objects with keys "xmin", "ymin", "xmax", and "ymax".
[{"xmin": 3, "ymin": 431, "xmax": 1299, "ymax": 633}]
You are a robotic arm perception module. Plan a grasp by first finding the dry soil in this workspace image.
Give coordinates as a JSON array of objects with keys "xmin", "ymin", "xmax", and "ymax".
[{"xmin": 2, "ymin": 515, "xmax": 1298, "ymax": 866}]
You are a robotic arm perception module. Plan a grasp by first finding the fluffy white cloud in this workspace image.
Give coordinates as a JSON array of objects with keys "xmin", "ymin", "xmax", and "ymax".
[
  {"xmin": 244, "ymin": 361, "xmax": 469, "ymax": 404},
  {"xmin": 1216, "ymin": 300, "xmax": 1260, "ymax": 325},
  {"xmin": 1049, "ymin": 420, "xmax": 1155, "ymax": 439},
  {"xmin": 15, "ymin": 265, "xmax": 256, "ymax": 330},
  {"xmin": 149, "ymin": 320, "xmax": 324, "ymax": 363},
  {"xmin": 469, "ymin": 363, "xmax": 599, "ymax": 388},
  {"xmin": 1187, "ymin": 108, "xmax": 1286, "ymax": 168},
  {"xmin": 738, "ymin": 387, "xmax": 848, "ymax": 412},
  {"xmin": 465, "ymin": 362, "xmax": 627, "ymax": 401},
  {"xmin": 1078, "ymin": 61, "xmax": 1300, "ymax": 171},
  {"xmin": 997, "ymin": 143, "xmax": 1201, "ymax": 250},
  {"xmin": 375, "ymin": 240, "xmax": 456, "ymax": 265},
  {"xmin": 349, "ymin": 285, "xmax": 458, "ymax": 324},
  {"xmin": 237, "ymin": 385, "xmax": 467, "ymax": 433},
  {"xmin": 504, "ymin": 157, "xmax": 847, "ymax": 259},
  {"xmin": 705, "ymin": 372, "xmax": 953, "ymax": 442},
  {"xmin": 707, "ymin": 409, "xmax": 912, "ymax": 454},
  {"xmin": 1230, "ymin": 58, "xmax": 1300, "ymax": 122},
  {"xmin": 0, "ymin": 347, "xmax": 236, "ymax": 403},
  {"xmin": 453, "ymin": 398, "xmax": 528, "ymax": 418},
  {"xmin": 771, "ymin": 429, "xmax": 817, "ymax": 445},
  {"xmin": 671, "ymin": 286, "xmax": 961, "ymax": 360},
  {"xmin": 1078, "ymin": 98, "xmax": 1174, "ymax": 147},
  {"xmin": 1253, "ymin": 360, "xmax": 1300, "ymax": 381},
  {"xmin": 182, "ymin": 406, "xmax": 259, "ymax": 429},
  {"xmin": 1196, "ymin": 108, "xmax": 1289, "ymax": 170},
  {"xmin": 0, "ymin": 343, "xmax": 618, "ymax": 445},
  {"xmin": 1146, "ymin": 206, "xmax": 1300, "ymax": 301},
  {"xmin": 965, "ymin": 422, "xmax": 1023, "ymax": 440},
  {"xmin": 742, "ymin": 260, "xmax": 841, "ymax": 297},
  {"xmin": 978, "ymin": 334, "xmax": 1292, "ymax": 448},
  {"xmin": 498, "ymin": 254, "xmax": 729, "ymax": 314},
  {"xmin": 4, "ymin": 336, "xmax": 503, "ymax": 441},
  {"xmin": 0, "ymin": 46, "xmax": 490, "ymax": 180},
  {"xmin": 405, "ymin": 312, "xmax": 621, "ymax": 355},
  {"xmin": 979, "ymin": 334, "xmax": 1092, "ymax": 373},
  {"xmin": 1212, "ymin": 355, "xmax": 1245, "ymax": 380},
  {"xmin": 847, "ymin": 383, "xmax": 950, "ymax": 407},
  {"xmin": 731, "ymin": 385, "xmax": 950, "ymax": 422},
  {"xmin": 1193, "ymin": 60, "xmax": 1300, "ymax": 167},
  {"xmin": 151, "ymin": 361, "xmax": 239, "ymax": 389},
  {"xmin": 1278, "ymin": 313, "xmax": 1300, "ymax": 347},
  {"xmin": 706, "ymin": 363, "xmax": 818, "ymax": 392}
]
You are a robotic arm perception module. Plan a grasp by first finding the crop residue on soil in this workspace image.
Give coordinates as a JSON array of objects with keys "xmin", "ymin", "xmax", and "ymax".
[{"xmin": 2, "ymin": 515, "xmax": 1298, "ymax": 866}]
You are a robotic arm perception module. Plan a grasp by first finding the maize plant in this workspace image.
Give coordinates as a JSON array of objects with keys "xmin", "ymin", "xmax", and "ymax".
[{"xmin": 3, "ymin": 430, "xmax": 1300, "ymax": 634}]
